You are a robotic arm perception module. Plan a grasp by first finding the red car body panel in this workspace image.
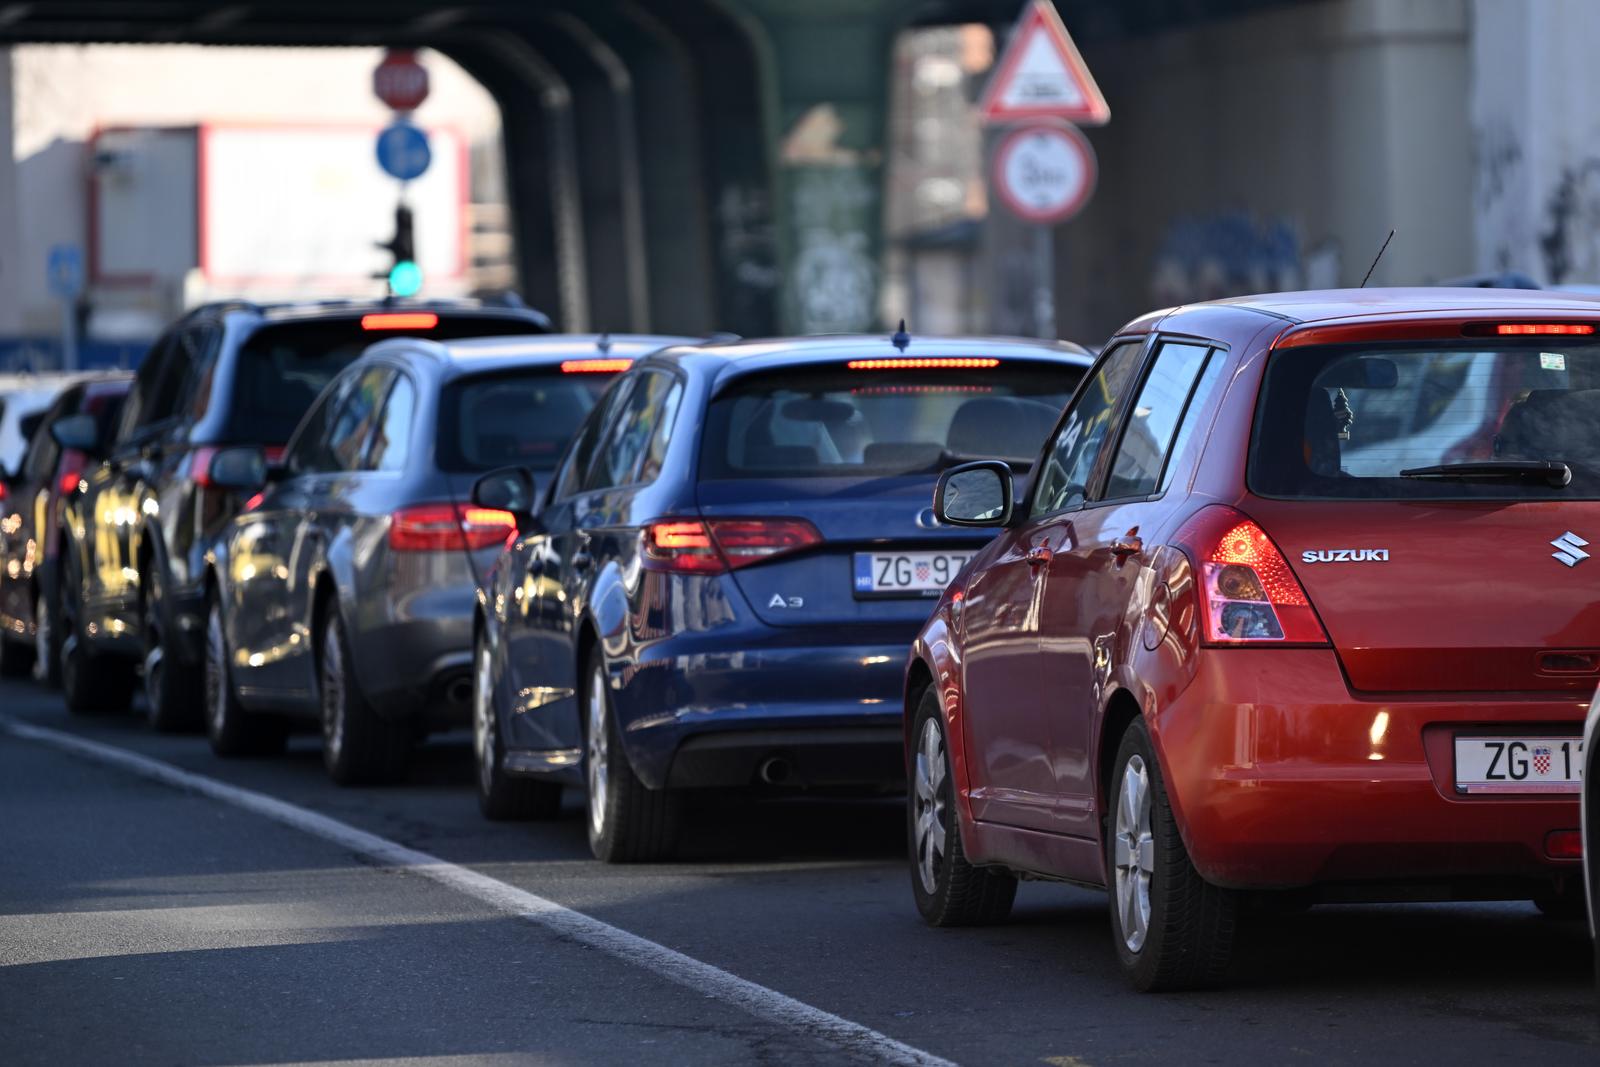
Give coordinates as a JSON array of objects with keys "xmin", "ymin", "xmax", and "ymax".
[{"xmin": 910, "ymin": 289, "xmax": 1596, "ymax": 897}]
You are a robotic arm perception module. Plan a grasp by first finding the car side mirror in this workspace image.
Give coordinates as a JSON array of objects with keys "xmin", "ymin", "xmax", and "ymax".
[
  {"xmin": 208, "ymin": 446, "xmax": 269, "ymax": 493},
  {"xmin": 935, "ymin": 460, "xmax": 1014, "ymax": 528},
  {"xmin": 50, "ymin": 413, "xmax": 101, "ymax": 454},
  {"xmin": 473, "ymin": 465, "xmax": 538, "ymax": 529}
]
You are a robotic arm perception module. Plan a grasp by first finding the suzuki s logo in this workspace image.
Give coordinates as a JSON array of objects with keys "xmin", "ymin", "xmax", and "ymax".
[
  {"xmin": 1552, "ymin": 531, "xmax": 1590, "ymax": 567},
  {"xmin": 1300, "ymin": 548, "xmax": 1389, "ymax": 563}
]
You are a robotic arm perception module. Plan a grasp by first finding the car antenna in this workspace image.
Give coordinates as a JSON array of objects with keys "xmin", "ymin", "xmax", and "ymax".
[
  {"xmin": 891, "ymin": 319, "xmax": 910, "ymax": 352},
  {"xmin": 1359, "ymin": 229, "xmax": 1395, "ymax": 288},
  {"xmin": 595, "ymin": 332, "xmax": 612, "ymax": 354}
]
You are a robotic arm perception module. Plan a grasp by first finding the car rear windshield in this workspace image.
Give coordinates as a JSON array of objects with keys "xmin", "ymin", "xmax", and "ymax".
[
  {"xmin": 436, "ymin": 369, "xmax": 613, "ymax": 473},
  {"xmin": 699, "ymin": 363, "xmax": 1078, "ymax": 479},
  {"xmin": 1249, "ymin": 340, "xmax": 1600, "ymax": 500},
  {"xmin": 226, "ymin": 316, "xmax": 543, "ymax": 444}
]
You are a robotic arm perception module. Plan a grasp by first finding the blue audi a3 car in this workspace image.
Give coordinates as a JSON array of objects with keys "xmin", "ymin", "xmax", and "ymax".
[{"xmin": 470, "ymin": 331, "xmax": 1092, "ymax": 861}]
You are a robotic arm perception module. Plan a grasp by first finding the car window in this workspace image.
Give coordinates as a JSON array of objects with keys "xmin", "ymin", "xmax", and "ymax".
[
  {"xmin": 638, "ymin": 378, "xmax": 684, "ymax": 484},
  {"xmin": 554, "ymin": 377, "xmax": 636, "ymax": 501},
  {"xmin": 1250, "ymin": 340, "xmax": 1600, "ymax": 500},
  {"xmin": 436, "ymin": 369, "xmax": 612, "ymax": 474},
  {"xmin": 699, "ymin": 364, "xmax": 1076, "ymax": 480},
  {"xmin": 1030, "ymin": 341, "xmax": 1144, "ymax": 516},
  {"xmin": 585, "ymin": 370, "xmax": 681, "ymax": 491},
  {"xmin": 180, "ymin": 324, "xmax": 222, "ymax": 421},
  {"xmin": 1104, "ymin": 342, "xmax": 1215, "ymax": 500},
  {"xmin": 283, "ymin": 377, "xmax": 348, "ymax": 476},
  {"xmin": 116, "ymin": 330, "xmax": 179, "ymax": 443},
  {"xmin": 23, "ymin": 391, "xmax": 73, "ymax": 482},
  {"xmin": 327, "ymin": 367, "xmax": 394, "ymax": 472},
  {"xmin": 144, "ymin": 323, "xmax": 207, "ymax": 432},
  {"xmin": 365, "ymin": 372, "xmax": 416, "ymax": 473}
]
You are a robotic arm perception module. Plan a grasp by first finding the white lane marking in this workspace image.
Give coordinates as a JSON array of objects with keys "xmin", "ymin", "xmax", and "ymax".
[{"xmin": 1, "ymin": 717, "xmax": 955, "ymax": 1067}]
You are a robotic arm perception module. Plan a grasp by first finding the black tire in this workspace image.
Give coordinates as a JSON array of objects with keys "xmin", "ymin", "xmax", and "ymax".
[
  {"xmin": 319, "ymin": 606, "xmax": 409, "ymax": 785},
  {"xmin": 141, "ymin": 569, "xmax": 202, "ymax": 732},
  {"xmin": 584, "ymin": 650, "xmax": 679, "ymax": 862},
  {"xmin": 31, "ymin": 578, "xmax": 63, "ymax": 688},
  {"xmin": 1107, "ymin": 717, "xmax": 1238, "ymax": 992},
  {"xmin": 473, "ymin": 629, "xmax": 562, "ymax": 820},
  {"xmin": 60, "ymin": 552, "xmax": 135, "ymax": 715},
  {"xmin": 0, "ymin": 630, "xmax": 31, "ymax": 677},
  {"xmin": 204, "ymin": 594, "xmax": 287, "ymax": 757},
  {"xmin": 908, "ymin": 687, "xmax": 1017, "ymax": 926}
]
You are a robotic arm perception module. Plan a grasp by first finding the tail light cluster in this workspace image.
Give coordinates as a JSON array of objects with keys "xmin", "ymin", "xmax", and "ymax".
[
  {"xmin": 391, "ymin": 503, "xmax": 517, "ymax": 552},
  {"xmin": 642, "ymin": 518, "xmax": 821, "ymax": 574},
  {"xmin": 1172, "ymin": 506, "xmax": 1327, "ymax": 646}
]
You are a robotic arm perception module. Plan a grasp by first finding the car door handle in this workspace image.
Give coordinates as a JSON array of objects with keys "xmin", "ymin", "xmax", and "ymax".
[
  {"xmin": 1025, "ymin": 544, "xmax": 1052, "ymax": 567},
  {"xmin": 1111, "ymin": 535, "xmax": 1143, "ymax": 558}
]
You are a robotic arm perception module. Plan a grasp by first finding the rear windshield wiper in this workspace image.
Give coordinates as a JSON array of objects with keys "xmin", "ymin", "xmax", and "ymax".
[{"xmin": 1398, "ymin": 460, "xmax": 1572, "ymax": 488}]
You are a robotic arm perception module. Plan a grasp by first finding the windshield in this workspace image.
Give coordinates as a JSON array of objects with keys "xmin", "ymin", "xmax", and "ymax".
[
  {"xmin": 226, "ymin": 316, "xmax": 544, "ymax": 444},
  {"xmin": 1249, "ymin": 341, "xmax": 1600, "ymax": 499},
  {"xmin": 437, "ymin": 369, "xmax": 613, "ymax": 473},
  {"xmin": 699, "ymin": 364, "xmax": 1078, "ymax": 480}
]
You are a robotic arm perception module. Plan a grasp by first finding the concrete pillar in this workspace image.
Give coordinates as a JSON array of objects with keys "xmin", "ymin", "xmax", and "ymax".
[
  {"xmin": 736, "ymin": 1, "xmax": 907, "ymax": 334},
  {"xmin": 1472, "ymin": 0, "xmax": 1600, "ymax": 285},
  {"xmin": 0, "ymin": 49, "xmax": 25, "ymax": 348}
]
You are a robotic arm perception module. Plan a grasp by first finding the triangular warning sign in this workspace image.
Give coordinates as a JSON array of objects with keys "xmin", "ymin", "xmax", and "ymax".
[{"xmin": 979, "ymin": 1, "xmax": 1110, "ymax": 126}]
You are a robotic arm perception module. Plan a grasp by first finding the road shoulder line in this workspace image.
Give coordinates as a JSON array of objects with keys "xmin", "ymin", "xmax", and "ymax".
[{"xmin": 0, "ymin": 717, "xmax": 954, "ymax": 1067}]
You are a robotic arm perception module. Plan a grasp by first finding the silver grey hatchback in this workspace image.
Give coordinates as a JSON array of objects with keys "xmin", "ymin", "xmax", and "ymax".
[{"xmin": 200, "ymin": 334, "xmax": 695, "ymax": 784}]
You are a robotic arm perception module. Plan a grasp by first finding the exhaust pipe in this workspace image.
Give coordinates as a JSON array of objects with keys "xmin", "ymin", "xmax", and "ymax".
[
  {"xmin": 445, "ymin": 676, "xmax": 473, "ymax": 707},
  {"xmin": 758, "ymin": 756, "xmax": 791, "ymax": 786}
]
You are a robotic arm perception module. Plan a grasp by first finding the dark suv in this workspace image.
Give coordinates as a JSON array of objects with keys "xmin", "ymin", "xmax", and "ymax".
[{"xmin": 55, "ymin": 299, "xmax": 551, "ymax": 725}]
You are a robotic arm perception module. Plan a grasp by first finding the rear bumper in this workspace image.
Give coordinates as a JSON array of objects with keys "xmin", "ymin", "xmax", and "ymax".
[
  {"xmin": 351, "ymin": 599, "xmax": 474, "ymax": 727},
  {"xmin": 1158, "ymin": 650, "xmax": 1587, "ymax": 891},
  {"xmin": 610, "ymin": 628, "xmax": 912, "ymax": 790}
]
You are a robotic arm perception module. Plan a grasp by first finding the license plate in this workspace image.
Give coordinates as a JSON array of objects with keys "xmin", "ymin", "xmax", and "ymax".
[
  {"xmin": 1453, "ymin": 736, "xmax": 1583, "ymax": 794},
  {"xmin": 853, "ymin": 551, "xmax": 972, "ymax": 598}
]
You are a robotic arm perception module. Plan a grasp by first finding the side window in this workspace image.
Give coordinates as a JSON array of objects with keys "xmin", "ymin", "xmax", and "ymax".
[
  {"xmin": 283, "ymin": 378, "xmax": 347, "ymax": 476},
  {"xmin": 116, "ymin": 331, "xmax": 178, "ymax": 443},
  {"xmin": 1030, "ymin": 341, "xmax": 1144, "ymax": 516},
  {"xmin": 326, "ymin": 367, "xmax": 394, "ymax": 472},
  {"xmin": 1104, "ymin": 342, "xmax": 1215, "ymax": 500},
  {"xmin": 183, "ymin": 325, "xmax": 224, "ymax": 420},
  {"xmin": 584, "ymin": 371, "xmax": 681, "ymax": 491},
  {"xmin": 1157, "ymin": 352, "xmax": 1225, "ymax": 493},
  {"xmin": 365, "ymin": 373, "xmax": 416, "ymax": 472},
  {"xmin": 23, "ymin": 394, "xmax": 70, "ymax": 482},
  {"xmin": 144, "ymin": 324, "xmax": 207, "ymax": 429},
  {"xmin": 554, "ymin": 376, "xmax": 636, "ymax": 501},
  {"xmin": 638, "ymin": 379, "xmax": 684, "ymax": 484}
]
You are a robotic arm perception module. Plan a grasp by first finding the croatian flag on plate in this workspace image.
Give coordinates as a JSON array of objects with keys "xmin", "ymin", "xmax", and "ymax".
[{"xmin": 1532, "ymin": 745, "xmax": 1552, "ymax": 776}]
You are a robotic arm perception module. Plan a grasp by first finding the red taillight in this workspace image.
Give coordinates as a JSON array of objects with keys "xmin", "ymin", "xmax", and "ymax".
[
  {"xmin": 1546, "ymin": 830, "xmax": 1582, "ymax": 860},
  {"xmin": 0, "ymin": 481, "xmax": 7, "ymax": 503},
  {"xmin": 361, "ymin": 312, "xmax": 438, "ymax": 331},
  {"xmin": 1492, "ymin": 323, "xmax": 1594, "ymax": 336},
  {"xmin": 846, "ymin": 357, "xmax": 999, "ymax": 370},
  {"xmin": 561, "ymin": 358, "xmax": 631, "ymax": 374},
  {"xmin": 1172, "ymin": 506, "xmax": 1327, "ymax": 646},
  {"xmin": 641, "ymin": 517, "xmax": 822, "ymax": 574},
  {"xmin": 58, "ymin": 470, "xmax": 81, "ymax": 496},
  {"xmin": 390, "ymin": 502, "xmax": 516, "ymax": 552}
]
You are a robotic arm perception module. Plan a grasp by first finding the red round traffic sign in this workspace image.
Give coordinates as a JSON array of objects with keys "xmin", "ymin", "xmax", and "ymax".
[
  {"xmin": 374, "ymin": 49, "xmax": 430, "ymax": 112},
  {"xmin": 991, "ymin": 122, "xmax": 1097, "ymax": 225}
]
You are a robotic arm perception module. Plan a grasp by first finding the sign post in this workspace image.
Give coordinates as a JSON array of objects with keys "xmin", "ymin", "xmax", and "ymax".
[
  {"xmin": 980, "ymin": 1, "xmax": 1108, "ymax": 338},
  {"xmin": 47, "ymin": 243, "xmax": 84, "ymax": 371},
  {"xmin": 372, "ymin": 50, "xmax": 431, "ymax": 297}
]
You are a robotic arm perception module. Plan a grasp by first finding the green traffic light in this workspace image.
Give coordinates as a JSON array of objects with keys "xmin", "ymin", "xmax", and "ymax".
[{"xmin": 388, "ymin": 260, "xmax": 423, "ymax": 297}]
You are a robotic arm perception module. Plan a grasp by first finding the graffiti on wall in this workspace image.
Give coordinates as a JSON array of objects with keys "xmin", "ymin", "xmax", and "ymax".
[
  {"xmin": 1149, "ymin": 212, "xmax": 1338, "ymax": 306},
  {"xmin": 782, "ymin": 104, "xmax": 881, "ymax": 334},
  {"xmin": 1477, "ymin": 119, "xmax": 1600, "ymax": 286}
]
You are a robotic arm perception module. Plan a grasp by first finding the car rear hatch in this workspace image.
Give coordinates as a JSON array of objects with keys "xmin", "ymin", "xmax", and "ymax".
[
  {"xmin": 694, "ymin": 358, "xmax": 1082, "ymax": 628},
  {"xmin": 1245, "ymin": 328, "xmax": 1600, "ymax": 694}
]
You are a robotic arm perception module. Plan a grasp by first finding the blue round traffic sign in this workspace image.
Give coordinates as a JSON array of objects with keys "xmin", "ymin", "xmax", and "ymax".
[{"xmin": 376, "ymin": 121, "xmax": 431, "ymax": 181}]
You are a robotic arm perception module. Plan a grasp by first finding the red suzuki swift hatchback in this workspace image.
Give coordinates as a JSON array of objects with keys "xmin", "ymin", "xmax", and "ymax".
[{"xmin": 906, "ymin": 289, "xmax": 1596, "ymax": 990}]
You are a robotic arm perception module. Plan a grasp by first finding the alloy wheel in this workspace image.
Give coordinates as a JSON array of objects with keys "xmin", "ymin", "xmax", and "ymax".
[
  {"xmin": 1113, "ymin": 753, "xmax": 1155, "ymax": 953},
  {"xmin": 321, "ymin": 625, "xmax": 346, "ymax": 763},
  {"xmin": 30, "ymin": 594, "xmax": 51, "ymax": 683},
  {"xmin": 913, "ymin": 716, "xmax": 949, "ymax": 895},
  {"xmin": 586, "ymin": 666, "xmax": 609, "ymax": 839},
  {"xmin": 473, "ymin": 643, "xmax": 496, "ymax": 795}
]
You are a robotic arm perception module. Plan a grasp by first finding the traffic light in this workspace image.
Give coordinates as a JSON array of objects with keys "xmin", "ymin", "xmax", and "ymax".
[{"xmin": 377, "ymin": 204, "xmax": 422, "ymax": 297}]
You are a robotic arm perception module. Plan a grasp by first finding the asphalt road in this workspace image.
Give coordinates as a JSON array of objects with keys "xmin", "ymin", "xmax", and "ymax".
[{"xmin": 2, "ymin": 676, "xmax": 1597, "ymax": 1066}]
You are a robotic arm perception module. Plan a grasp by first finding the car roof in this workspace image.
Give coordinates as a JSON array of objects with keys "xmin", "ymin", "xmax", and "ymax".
[
  {"xmin": 361, "ymin": 333, "xmax": 702, "ymax": 377},
  {"xmin": 207, "ymin": 298, "xmax": 554, "ymax": 331},
  {"xmin": 641, "ymin": 333, "xmax": 1094, "ymax": 386},
  {"xmin": 1194, "ymin": 286, "xmax": 1600, "ymax": 325}
]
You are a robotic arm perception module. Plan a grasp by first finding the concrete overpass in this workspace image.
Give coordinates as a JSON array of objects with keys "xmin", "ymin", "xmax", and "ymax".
[{"xmin": 0, "ymin": 1, "xmax": 1302, "ymax": 336}]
